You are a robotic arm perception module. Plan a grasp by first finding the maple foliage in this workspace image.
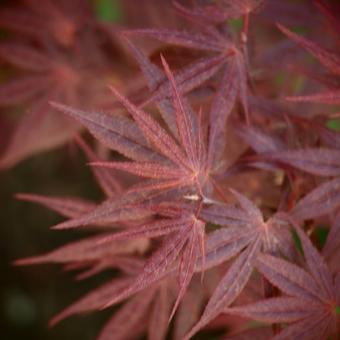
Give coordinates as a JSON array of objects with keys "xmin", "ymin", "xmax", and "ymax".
[
  {"xmin": 226, "ymin": 223, "xmax": 339, "ymax": 339},
  {"xmin": 278, "ymin": 22, "xmax": 340, "ymax": 105},
  {"xmin": 0, "ymin": 0, "xmax": 132, "ymax": 168},
  {"xmin": 3, "ymin": 0, "xmax": 340, "ymax": 340}
]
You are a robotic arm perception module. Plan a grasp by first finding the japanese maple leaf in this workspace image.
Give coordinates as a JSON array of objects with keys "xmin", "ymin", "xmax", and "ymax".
[
  {"xmin": 53, "ymin": 52, "xmax": 236, "ymax": 210},
  {"xmin": 16, "ymin": 200, "xmax": 205, "ymax": 334},
  {"xmin": 17, "ymin": 144, "xmax": 206, "ymax": 325},
  {"xmin": 14, "ymin": 139, "xmax": 150, "ymax": 275},
  {"xmin": 226, "ymin": 123, "xmax": 286, "ymax": 174},
  {"xmin": 46, "ymin": 256, "xmax": 175, "ymax": 340},
  {"xmin": 35, "ymin": 191, "xmax": 261, "ymax": 329},
  {"xmin": 237, "ymin": 117, "xmax": 340, "ymax": 221},
  {"xmin": 48, "ymin": 45, "xmax": 251, "ymax": 233},
  {"xmin": 0, "ymin": 0, "xmax": 95, "ymax": 47},
  {"xmin": 278, "ymin": 24, "xmax": 340, "ymax": 105},
  {"xmin": 89, "ymin": 55, "xmax": 211, "ymax": 199},
  {"xmin": 16, "ymin": 191, "xmax": 242, "ymax": 339},
  {"xmin": 14, "ymin": 137, "xmax": 122, "ymax": 221},
  {"xmin": 173, "ymin": 275, "xmax": 209, "ymax": 339},
  {"xmin": 47, "ymin": 271, "xmax": 202, "ymax": 340},
  {"xmin": 18, "ymin": 248, "xmax": 171, "ymax": 340},
  {"xmin": 15, "ymin": 233, "xmax": 149, "ymax": 281},
  {"xmin": 253, "ymin": 146, "xmax": 340, "ymax": 220},
  {"xmin": 0, "ymin": 41, "xmax": 117, "ymax": 168},
  {"xmin": 120, "ymin": 35, "xmax": 243, "ymax": 176},
  {"xmin": 226, "ymin": 224, "xmax": 340, "ymax": 340},
  {"xmin": 0, "ymin": 1, "xmax": 125, "ymax": 168},
  {"xmin": 90, "ymin": 187, "xmax": 291, "ymax": 331},
  {"xmin": 0, "ymin": 44, "xmax": 80, "ymax": 169},
  {"xmin": 173, "ymin": 0, "xmax": 265, "ymax": 25},
  {"xmin": 224, "ymin": 327, "xmax": 274, "ymax": 339},
  {"xmin": 123, "ymin": 4, "xmax": 250, "ymax": 120},
  {"xmin": 315, "ymin": 0, "xmax": 340, "ymax": 44},
  {"xmin": 87, "ymin": 209, "xmax": 205, "ymax": 321},
  {"xmin": 94, "ymin": 279, "xmax": 173, "ymax": 340},
  {"xmin": 183, "ymin": 189, "xmax": 295, "ymax": 338},
  {"xmin": 120, "ymin": 0, "xmax": 186, "ymax": 29},
  {"xmin": 322, "ymin": 211, "xmax": 340, "ymax": 270}
]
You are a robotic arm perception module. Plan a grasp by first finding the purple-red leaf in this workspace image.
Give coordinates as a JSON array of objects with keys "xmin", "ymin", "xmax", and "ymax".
[
  {"xmin": 278, "ymin": 24, "xmax": 340, "ymax": 76},
  {"xmin": 266, "ymin": 148, "xmax": 340, "ymax": 176},
  {"xmin": 293, "ymin": 225, "xmax": 334, "ymax": 301},
  {"xmin": 173, "ymin": 0, "xmax": 264, "ymax": 24},
  {"xmin": 95, "ymin": 217, "xmax": 187, "ymax": 247},
  {"xmin": 322, "ymin": 212, "xmax": 340, "ymax": 260},
  {"xmin": 0, "ymin": 76, "xmax": 51, "ymax": 106},
  {"xmin": 199, "ymin": 226, "xmax": 257, "ymax": 270},
  {"xmin": 287, "ymin": 90, "xmax": 340, "ymax": 105},
  {"xmin": 237, "ymin": 125, "xmax": 284, "ymax": 154},
  {"xmin": 148, "ymin": 282, "xmax": 173, "ymax": 340},
  {"xmin": 15, "ymin": 193, "xmax": 96, "ymax": 218},
  {"xmin": 208, "ymin": 59, "xmax": 239, "ymax": 168},
  {"xmin": 49, "ymin": 277, "xmax": 132, "ymax": 326},
  {"xmin": 223, "ymin": 327, "xmax": 273, "ymax": 340},
  {"xmin": 92, "ymin": 161, "xmax": 183, "ymax": 180},
  {"xmin": 102, "ymin": 228, "xmax": 189, "ymax": 310},
  {"xmin": 256, "ymin": 253, "xmax": 321, "ymax": 301},
  {"xmin": 169, "ymin": 231, "xmax": 198, "ymax": 321},
  {"xmin": 109, "ymin": 87, "xmax": 189, "ymax": 168},
  {"xmin": 291, "ymin": 178, "xmax": 340, "ymax": 220},
  {"xmin": 15, "ymin": 234, "xmax": 148, "ymax": 266},
  {"xmin": 273, "ymin": 313, "xmax": 335, "ymax": 340},
  {"xmin": 161, "ymin": 55, "xmax": 199, "ymax": 166},
  {"xmin": 226, "ymin": 296, "xmax": 316, "ymax": 323},
  {"xmin": 0, "ymin": 8, "xmax": 45, "ymax": 37},
  {"xmin": 125, "ymin": 28, "xmax": 225, "ymax": 52},
  {"xmin": 185, "ymin": 236, "xmax": 261, "ymax": 339},
  {"xmin": 51, "ymin": 102, "xmax": 159, "ymax": 162},
  {"xmin": 0, "ymin": 103, "xmax": 78, "ymax": 169},
  {"xmin": 0, "ymin": 43, "xmax": 52, "ymax": 71},
  {"xmin": 76, "ymin": 137, "xmax": 122, "ymax": 197},
  {"xmin": 97, "ymin": 288, "xmax": 155, "ymax": 340}
]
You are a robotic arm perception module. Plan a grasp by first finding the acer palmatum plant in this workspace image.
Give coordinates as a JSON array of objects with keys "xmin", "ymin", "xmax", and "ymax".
[
  {"xmin": 0, "ymin": 0, "xmax": 134, "ymax": 168},
  {"xmin": 6, "ymin": 0, "xmax": 340, "ymax": 339}
]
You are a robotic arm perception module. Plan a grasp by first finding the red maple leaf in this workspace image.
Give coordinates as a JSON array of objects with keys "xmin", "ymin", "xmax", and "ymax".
[{"xmin": 226, "ymin": 223, "xmax": 340, "ymax": 339}]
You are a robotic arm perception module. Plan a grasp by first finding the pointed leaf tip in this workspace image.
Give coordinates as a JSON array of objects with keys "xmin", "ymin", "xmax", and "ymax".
[
  {"xmin": 14, "ymin": 256, "xmax": 47, "ymax": 266},
  {"xmin": 49, "ymin": 100, "xmax": 61, "ymax": 109}
]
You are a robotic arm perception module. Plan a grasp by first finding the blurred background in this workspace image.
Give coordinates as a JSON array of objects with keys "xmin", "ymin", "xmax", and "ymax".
[
  {"xmin": 0, "ymin": 1, "xmax": 130, "ymax": 339},
  {"xmin": 1, "ymin": 146, "xmax": 113, "ymax": 340}
]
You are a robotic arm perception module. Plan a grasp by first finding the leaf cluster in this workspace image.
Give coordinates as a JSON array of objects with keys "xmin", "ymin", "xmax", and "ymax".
[{"xmin": 4, "ymin": 1, "xmax": 340, "ymax": 339}]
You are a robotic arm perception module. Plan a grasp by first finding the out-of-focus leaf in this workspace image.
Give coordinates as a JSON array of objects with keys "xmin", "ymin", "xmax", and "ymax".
[
  {"xmin": 265, "ymin": 148, "xmax": 340, "ymax": 176},
  {"xmin": 0, "ymin": 103, "xmax": 78, "ymax": 169},
  {"xmin": 15, "ymin": 193, "xmax": 96, "ymax": 218},
  {"xmin": 291, "ymin": 178, "xmax": 340, "ymax": 220},
  {"xmin": 278, "ymin": 24, "xmax": 340, "ymax": 76}
]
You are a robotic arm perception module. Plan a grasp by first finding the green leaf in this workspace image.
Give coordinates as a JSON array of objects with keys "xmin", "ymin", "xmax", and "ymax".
[
  {"xmin": 291, "ymin": 27, "xmax": 307, "ymax": 35},
  {"xmin": 206, "ymin": 223, "xmax": 222, "ymax": 233},
  {"xmin": 326, "ymin": 119, "xmax": 340, "ymax": 131},
  {"xmin": 230, "ymin": 18, "xmax": 243, "ymax": 33},
  {"xmin": 316, "ymin": 226, "xmax": 328, "ymax": 248},
  {"xmin": 274, "ymin": 71, "xmax": 286, "ymax": 88},
  {"xmin": 291, "ymin": 229, "xmax": 303, "ymax": 254},
  {"xmin": 293, "ymin": 75, "xmax": 305, "ymax": 94},
  {"xmin": 336, "ymin": 306, "xmax": 340, "ymax": 315},
  {"xmin": 95, "ymin": 0, "xmax": 122, "ymax": 22}
]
